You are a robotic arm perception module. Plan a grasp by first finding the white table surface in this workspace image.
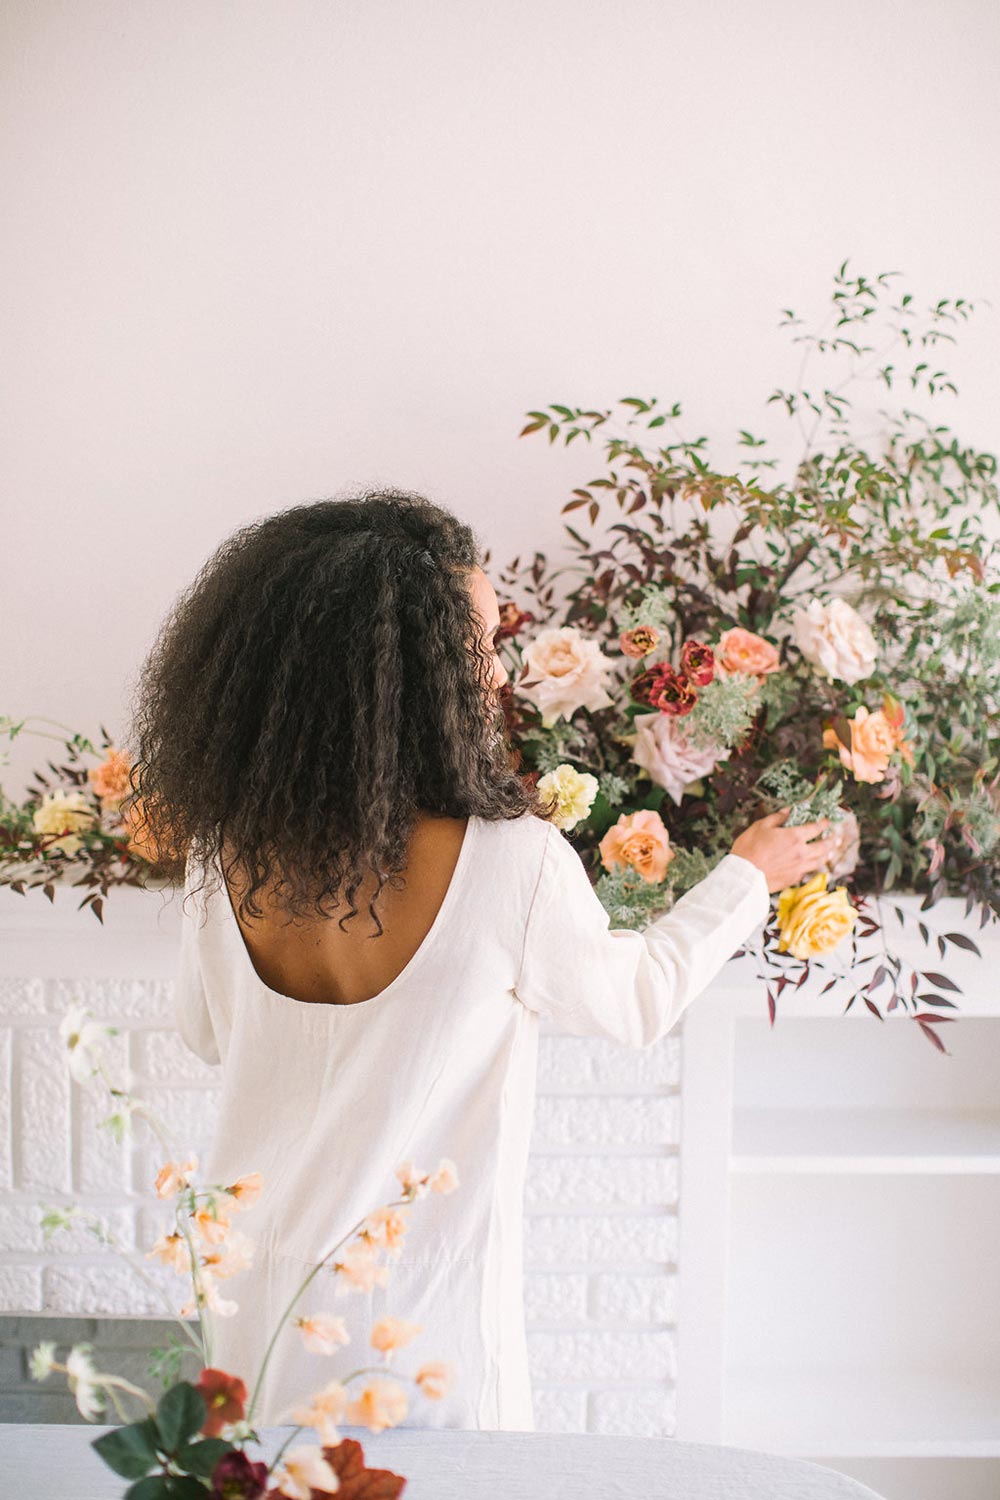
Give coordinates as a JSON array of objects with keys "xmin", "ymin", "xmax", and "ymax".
[{"xmin": 0, "ymin": 1422, "xmax": 888, "ymax": 1499}]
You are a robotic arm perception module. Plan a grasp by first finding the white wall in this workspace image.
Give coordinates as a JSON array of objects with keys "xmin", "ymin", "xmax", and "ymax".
[{"xmin": 3, "ymin": 0, "xmax": 1000, "ymax": 798}]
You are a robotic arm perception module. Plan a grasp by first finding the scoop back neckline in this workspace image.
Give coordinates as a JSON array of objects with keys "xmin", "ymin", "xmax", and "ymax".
[{"xmin": 214, "ymin": 814, "xmax": 479, "ymax": 1011}]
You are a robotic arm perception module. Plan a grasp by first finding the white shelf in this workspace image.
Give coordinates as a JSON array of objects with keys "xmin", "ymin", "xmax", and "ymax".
[
  {"xmin": 731, "ymin": 1107, "xmax": 1000, "ymax": 1175},
  {"xmin": 724, "ymin": 1367, "xmax": 1000, "ymax": 1458}
]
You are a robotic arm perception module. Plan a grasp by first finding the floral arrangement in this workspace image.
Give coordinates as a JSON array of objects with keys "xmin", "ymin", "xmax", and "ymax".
[
  {"xmin": 3, "ymin": 264, "xmax": 998, "ymax": 1045},
  {"xmin": 482, "ymin": 263, "xmax": 999, "ymax": 1047},
  {"xmin": 32, "ymin": 1002, "xmax": 457, "ymax": 1496}
]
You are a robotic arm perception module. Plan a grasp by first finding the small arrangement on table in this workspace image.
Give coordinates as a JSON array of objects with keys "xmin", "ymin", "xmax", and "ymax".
[{"xmin": 32, "ymin": 1003, "xmax": 457, "ymax": 1496}]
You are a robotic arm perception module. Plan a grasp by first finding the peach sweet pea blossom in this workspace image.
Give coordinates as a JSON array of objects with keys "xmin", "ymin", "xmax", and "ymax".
[
  {"xmin": 394, "ymin": 1161, "xmax": 429, "ymax": 1200},
  {"xmin": 598, "ymin": 810, "xmax": 675, "ymax": 885},
  {"xmin": 823, "ymin": 702, "xmax": 914, "ymax": 784},
  {"xmin": 87, "ymin": 748, "xmax": 134, "ymax": 805},
  {"xmin": 345, "ymin": 1376, "xmax": 409, "ymax": 1433},
  {"xmin": 154, "ymin": 1155, "xmax": 198, "ymax": 1199},
  {"xmin": 332, "ymin": 1238, "xmax": 390, "ymax": 1295},
  {"xmin": 363, "ymin": 1204, "xmax": 410, "ymax": 1256},
  {"xmin": 221, "ymin": 1171, "xmax": 264, "ymax": 1210},
  {"xmin": 517, "ymin": 625, "xmax": 615, "ymax": 728},
  {"xmin": 714, "ymin": 627, "xmax": 781, "ymax": 680},
  {"xmin": 200, "ymin": 1229, "xmax": 254, "ymax": 1280},
  {"xmin": 290, "ymin": 1379, "xmax": 350, "ymax": 1444},
  {"xmin": 145, "ymin": 1230, "xmax": 190, "ymax": 1274},
  {"xmin": 370, "ymin": 1316, "xmax": 423, "ymax": 1356},
  {"xmin": 296, "ymin": 1313, "xmax": 351, "ymax": 1355},
  {"xmin": 270, "ymin": 1443, "xmax": 340, "ymax": 1500},
  {"xmin": 415, "ymin": 1361, "xmax": 453, "ymax": 1400},
  {"xmin": 631, "ymin": 711, "xmax": 730, "ymax": 807},
  {"xmin": 429, "ymin": 1158, "xmax": 459, "ymax": 1194},
  {"xmin": 191, "ymin": 1205, "xmax": 232, "ymax": 1245}
]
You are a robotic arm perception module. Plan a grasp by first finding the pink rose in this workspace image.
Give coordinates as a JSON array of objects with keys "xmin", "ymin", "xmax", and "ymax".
[{"xmin": 631, "ymin": 712, "xmax": 729, "ymax": 807}]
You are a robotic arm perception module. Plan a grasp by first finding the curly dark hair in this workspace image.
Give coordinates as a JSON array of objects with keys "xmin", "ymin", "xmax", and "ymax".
[{"xmin": 123, "ymin": 488, "xmax": 549, "ymax": 932}]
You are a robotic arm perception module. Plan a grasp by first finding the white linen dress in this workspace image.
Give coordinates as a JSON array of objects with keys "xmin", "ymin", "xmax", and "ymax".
[{"xmin": 173, "ymin": 811, "xmax": 769, "ymax": 1431}]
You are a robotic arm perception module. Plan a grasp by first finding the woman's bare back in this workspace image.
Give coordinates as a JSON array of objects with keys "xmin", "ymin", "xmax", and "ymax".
[{"xmin": 218, "ymin": 814, "xmax": 470, "ymax": 1006}]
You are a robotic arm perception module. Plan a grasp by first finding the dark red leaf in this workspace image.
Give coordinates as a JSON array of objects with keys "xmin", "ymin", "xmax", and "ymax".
[
  {"xmin": 317, "ymin": 1437, "xmax": 407, "ymax": 1499},
  {"xmin": 944, "ymin": 932, "xmax": 982, "ymax": 956},
  {"xmin": 920, "ymin": 971, "xmax": 962, "ymax": 993}
]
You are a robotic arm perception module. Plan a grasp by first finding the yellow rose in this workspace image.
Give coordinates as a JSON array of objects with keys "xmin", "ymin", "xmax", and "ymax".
[
  {"xmin": 776, "ymin": 871, "xmax": 857, "ymax": 960},
  {"xmin": 536, "ymin": 763, "xmax": 599, "ymax": 831},
  {"xmin": 31, "ymin": 789, "xmax": 98, "ymax": 856}
]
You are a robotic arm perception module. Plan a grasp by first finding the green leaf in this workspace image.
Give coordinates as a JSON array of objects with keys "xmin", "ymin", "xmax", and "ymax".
[
  {"xmin": 166, "ymin": 1477, "xmax": 212, "ymax": 1498},
  {"xmin": 156, "ymin": 1382, "xmax": 207, "ymax": 1454},
  {"xmin": 92, "ymin": 1418, "xmax": 161, "ymax": 1479},
  {"xmin": 177, "ymin": 1437, "xmax": 234, "ymax": 1479},
  {"xmin": 125, "ymin": 1479, "xmax": 171, "ymax": 1500}
]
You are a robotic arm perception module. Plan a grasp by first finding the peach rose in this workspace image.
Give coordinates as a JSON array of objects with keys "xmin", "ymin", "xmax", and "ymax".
[
  {"xmin": 824, "ymin": 700, "xmax": 913, "ymax": 784},
  {"xmin": 598, "ymin": 809, "xmax": 675, "ymax": 885},
  {"xmin": 87, "ymin": 748, "xmax": 134, "ymax": 805},
  {"xmin": 714, "ymin": 627, "xmax": 781, "ymax": 679},
  {"xmin": 518, "ymin": 625, "xmax": 616, "ymax": 727}
]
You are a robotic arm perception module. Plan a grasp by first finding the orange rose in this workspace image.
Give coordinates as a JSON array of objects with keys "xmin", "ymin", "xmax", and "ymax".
[
  {"xmin": 714, "ymin": 627, "xmax": 781, "ymax": 679},
  {"xmin": 598, "ymin": 809, "xmax": 675, "ymax": 884},
  {"xmin": 823, "ymin": 696, "xmax": 914, "ymax": 784}
]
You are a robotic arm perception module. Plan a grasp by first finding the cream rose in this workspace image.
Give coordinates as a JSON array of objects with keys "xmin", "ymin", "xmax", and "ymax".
[
  {"xmin": 536, "ymin": 763, "xmax": 599, "ymax": 830},
  {"xmin": 630, "ymin": 711, "xmax": 729, "ymax": 806},
  {"xmin": 792, "ymin": 598, "xmax": 877, "ymax": 684},
  {"xmin": 518, "ymin": 626, "xmax": 615, "ymax": 727},
  {"xmin": 31, "ymin": 789, "xmax": 97, "ymax": 856}
]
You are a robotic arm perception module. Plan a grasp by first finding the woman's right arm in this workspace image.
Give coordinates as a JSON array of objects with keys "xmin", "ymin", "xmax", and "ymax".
[{"xmin": 513, "ymin": 810, "xmax": 832, "ymax": 1050}]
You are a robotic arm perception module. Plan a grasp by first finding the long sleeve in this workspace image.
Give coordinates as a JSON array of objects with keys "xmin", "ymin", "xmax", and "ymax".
[
  {"xmin": 513, "ymin": 820, "xmax": 770, "ymax": 1048},
  {"xmin": 172, "ymin": 856, "xmax": 221, "ymax": 1065}
]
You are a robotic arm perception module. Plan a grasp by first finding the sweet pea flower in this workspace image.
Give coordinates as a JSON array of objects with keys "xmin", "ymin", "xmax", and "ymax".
[
  {"xmin": 221, "ymin": 1172, "xmax": 264, "ymax": 1210},
  {"xmin": 154, "ymin": 1155, "xmax": 199, "ymax": 1199},
  {"xmin": 415, "ymin": 1361, "xmax": 453, "ymax": 1400},
  {"xmin": 145, "ymin": 1230, "xmax": 190, "ymax": 1274},
  {"xmin": 270, "ymin": 1444, "xmax": 340, "ymax": 1500},
  {"xmin": 363, "ymin": 1204, "xmax": 410, "ymax": 1256},
  {"xmin": 65, "ymin": 1345, "xmax": 106, "ymax": 1421},
  {"xmin": 429, "ymin": 1158, "xmax": 459, "ymax": 1195},
  {"xmin": 296, "ymin": 1313, "xmax": 351, "ymax": 1355},
  {"xmin": 332, "ymin": 1238, "xmax": 390, "ymax": 1295},
  {"xmin": 192, "ymin": 1204, "xmax": 232, "ymax": 1245},
  {"xmin": 370, "ymin": 1316, "xmax": 423, "ymax": 1357},
  {"xmin": 58, "ymin": 1005, "xmax": 117, "ymax": 1087},
  {"xmin": 345, "ymin": 1377, "xmax": 409, "ymax": 1434},
  {"xmin": 289, "ymin": 1379, "xmax": 350, "ymax": 1444}
]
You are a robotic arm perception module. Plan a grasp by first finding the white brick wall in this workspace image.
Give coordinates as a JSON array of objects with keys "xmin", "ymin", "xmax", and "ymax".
[{"xmin": 0, "ymin": 974, "xmax": 682, "ymax": 1437}]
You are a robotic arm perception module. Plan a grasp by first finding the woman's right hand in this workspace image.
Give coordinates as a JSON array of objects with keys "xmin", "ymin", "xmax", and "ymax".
[{"xmin": 730, "ymin": 807, "xmax": 835, "ymax": 894}]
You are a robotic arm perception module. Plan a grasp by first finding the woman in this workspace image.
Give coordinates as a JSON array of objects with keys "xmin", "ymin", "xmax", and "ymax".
[{"xmin": 127, "ymin": 488, "xmax": 832, "ymax": 1432}]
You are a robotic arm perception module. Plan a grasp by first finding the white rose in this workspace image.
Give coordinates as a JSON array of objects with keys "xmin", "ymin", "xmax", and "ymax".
[
  {"xmin": 518, "ymin": 626, "xmax": 615, "ymax": 728},
  {"xmin": 792, "ymin": 597, "xmax": 877, "ymax": 685},
  {"xmin": 630, "ymin": 711, "xmax": 729, "ymax": 807}
]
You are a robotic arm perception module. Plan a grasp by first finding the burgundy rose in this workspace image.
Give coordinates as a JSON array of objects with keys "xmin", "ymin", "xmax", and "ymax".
[
  {"xmin": 629, "ymin": 661, "xmax": 674, "ymax": 708},
  {"xmin": 211, "ymin": 1450, "xmax": 269, "ymax": 1500},
  {"xmin": 680, "ymin": 639, "xmax": 716, "ymax": 686},
  {"xmin": 495, "ymin": 600, "xmax": 536, "ymax": 640},
  {"xmin": 649, "ymin": 668, "xmax": 699, "ymax": 716}
]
